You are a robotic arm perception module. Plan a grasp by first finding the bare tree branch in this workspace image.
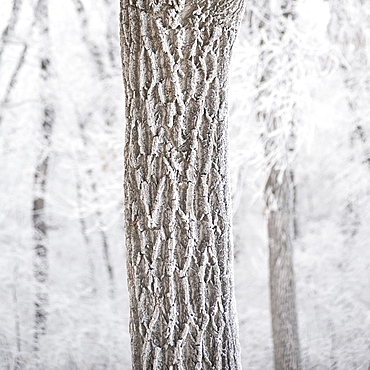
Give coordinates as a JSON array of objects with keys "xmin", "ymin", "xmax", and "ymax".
[{"xmin": 0, "ymin": 0, "xmax": 23, "ymax": 67}]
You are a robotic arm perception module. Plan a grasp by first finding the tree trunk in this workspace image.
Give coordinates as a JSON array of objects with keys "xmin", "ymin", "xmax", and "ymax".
[
  {"xmin": 0, "ymin": 0, "xmax": 40, "ymax": 129},
  {"xmin": 12, "ymin": 263, "xmax": 22, "ymax": 368},
  {"xmin": 119, "ymin": 1, "xmax": 245, "ymax": 368},
  {"xmin": 0, "ymin": 0, "xmax": 23, "ymax": 66},
  {"xmin": 328, "ymin": 0, "xmax": 368, "ymax": 243},
  {"xmin": 251, "ymin": 0, "xmax": 301, "ymax": 368},
  {"xmin": 72, "ymin": 0, "xmax": 116, "ymax": 298},
  {"xmin": 266, "ymin": 166, "xmax": 301, "ymax": 370},
  {"xmin": 33, "ymin": 0, "xmax": 53, "ymax": 353},
  {"xmin": 74, "ymin": 163, "xmax": 97, "ymax": 293}
]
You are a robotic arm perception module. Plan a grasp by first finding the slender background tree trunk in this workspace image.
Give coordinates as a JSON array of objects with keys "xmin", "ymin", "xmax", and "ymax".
[
  {"xmin": 72, "ymin": 0, "xmax": 116, "ymax": 298},
  {"xmin": 0, "ymin": 0, "xmax": 23, "ymax": 66},
  {"xmin": 33, "ymin": 0, "xmax": 54, "ymax": 354},
  {"xmin": 120, "ymin": 1, "xmax": 245, "ymax": 368},
  {"xmin": 251, "ymin": 0, "xmax": 302, "ymax": 368},
  {"xmin": 265, "ymin": 166, "xmax": 300, "ymax": 369}
]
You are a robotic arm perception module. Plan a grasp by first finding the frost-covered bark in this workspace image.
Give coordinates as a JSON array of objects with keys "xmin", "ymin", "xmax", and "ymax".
[
  {"xmin": 119, "ymin": 1, "xmax": 245, "ymax": 368},
  {"xmin": 252, "ymin": 0, "xmax": 301, "ymax": 368},
  {"xmin": 33, "ymin": 0, "xmax": 54, "ymax": 352}
]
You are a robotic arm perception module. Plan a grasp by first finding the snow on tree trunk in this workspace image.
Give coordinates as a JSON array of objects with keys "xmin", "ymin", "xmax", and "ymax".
[
  {"xmin": 33, "ymin": 0, "xmax": 54, "ymax": 353},
  {"xmin": 252, "ymin": 0, "xmax": 302, "ymax": 368},
  {"xmin": 119, "ymin": 1, "xmax": 245, "ymax": 368}
]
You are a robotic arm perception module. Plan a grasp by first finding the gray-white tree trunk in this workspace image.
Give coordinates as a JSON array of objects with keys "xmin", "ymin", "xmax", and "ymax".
[
  {"xmin": 252, "ymin": 0, "xmax": 301, "ymax": 368},
  {"xmin": 0, "ymin": 0, "xmax": 30, "ymax": 128},
  {"xmin": 73, "ymin": 0, "xmax": 116, "ymax": 298},
  {"xmin": 119, "ymin": 1, "xmax": 245, "ymax": 368},
  {"xmin": 12, "ymin": 263, "xmax": 22, "ymax": 368},
  {"xmin": 0, "ymin": 0, "xmax": 23, "ymax": 66},
  {"xmin": 328, "ymin": 0, "xmax": 369, "ymax": 238},
  {"xmin": 265, "ymin": 167, "xmax": 300, "ymax": 370},
  {"xmin": 33, "ymin": 0, "xmax": 53, "ymax": 353},
  {"xmin": 327, "ymin": 12, "xmax": 368, "ymax": 366}
]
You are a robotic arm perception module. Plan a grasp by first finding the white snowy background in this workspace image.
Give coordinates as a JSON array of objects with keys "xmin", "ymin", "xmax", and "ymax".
[{"xmin": 1, "ymin": 0, "xmax": 370, "ymax": 368}]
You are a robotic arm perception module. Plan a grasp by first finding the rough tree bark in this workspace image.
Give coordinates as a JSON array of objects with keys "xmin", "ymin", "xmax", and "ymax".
[
  {"xmin": 119, "ymin": 1, "xmax": 245, "ymax": 368},
  {"xmin": 33, "ymin": 0, "xmax": 54, "ymax": 353},
  {"xmin": 252, "ymin": 0, "xmax": 301, "ymax": 368}
]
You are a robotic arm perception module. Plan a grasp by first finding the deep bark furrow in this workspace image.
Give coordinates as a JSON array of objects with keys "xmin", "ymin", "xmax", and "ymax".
[{"xmin": 120, "ymin": 1, "xmax": 244, "ymax": 368}]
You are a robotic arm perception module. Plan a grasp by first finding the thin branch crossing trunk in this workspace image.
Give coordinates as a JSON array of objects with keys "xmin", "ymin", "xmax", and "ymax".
[{"xmin": 120, "ymin": 1, "xmax": 245, "ymax": 368}]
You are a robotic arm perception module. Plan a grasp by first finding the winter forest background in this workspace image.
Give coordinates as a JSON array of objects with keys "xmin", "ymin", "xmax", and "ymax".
[{"xmin": 1, "ymin": 0, "xmax": 370, "ymax": 369}]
